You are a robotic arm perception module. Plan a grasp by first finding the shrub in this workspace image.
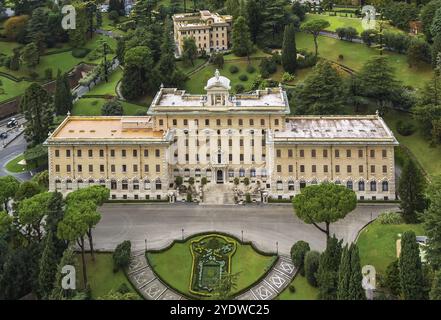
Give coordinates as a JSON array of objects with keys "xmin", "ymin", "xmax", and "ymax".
[
  {"xmin": 289, "ymin": 285, "xmax": 296, "ymax": 293},
  {"xmin": 28, "ymin": 71, "xmax": 39, "ymax": 80},
  {"xmin": 175, "ymin": 176, "xmax": 183, "ymax": 187},
  {"xmin": 235, "ymin": 83, "xmax": 245, "ymax": 93},
  {"xmin": 117, "ymin": 283, "xmax": 131, "ymax": 294},
  {"xmin": 188, "ymin": 177, "xmax": 195, "ymax": 185},
  {"xmin": 246, "ymin": 64, "xmax": 256, "ymax": 73},
  {"xmin": 102, "ymin": 99, "xmax": 123, "ymax": 116},
  {"xmin": 243, "ymin": 177, "xmax": 250, "ymax": 186},
  {"xmin": 186, "ymin": 193, "xmax": 193, "ymax": 202},
  {"xmin": 71, "ymin": 47, "xmax": 91, "ymax": 58},
  {"xmin": 282, "ymin": 72, "xmax": 295, "ymax": 83},
  {"xmin": 201, "ymin": 177, "xmax": 208, "ymax": 185},
  {"xmin": 229, "ymin": 65, "xmax": 239, "ymax": 74},
  {"xmin": 304, "ymin": 250, "xmax": 320, "ymax": 287},
  {"xmin": 396, "ymin": 120, "xmax": 415, "ymax": 136},
  {"xmin": 108, "ymin": 10, "xmax": 120, "ymax": 22},
  {"xmin": 338, "ymin": 54, "xmax": 344, "ymax": 60},
  {"xmin": 290, "ymin": 241, "xmax": 310, "ymax": 276},
  {"xmin": 361, "ymin": 29, "xmax": 378, "ymax": 46},
  {"xmin": 377, "ymin": 211, "xmax": 403, "ymax": 225},
  {"xmin": 259, "ymin": 57, "xmax": 277, "ymax": 78},
  {"xmin": 113, "ymin": 240, "xmax": 131, "ymax": 272},
  {"xmin": 239, "ymin": 74, "xmax": 248, "ymax": 81}
]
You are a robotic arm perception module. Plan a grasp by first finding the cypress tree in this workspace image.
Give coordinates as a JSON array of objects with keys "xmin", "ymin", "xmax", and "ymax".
[
  {"xmin": 399, "ymin": 231, "xmax": 425, "ymax": 300},
  {"xmin": 423, "ymin": 186, "xmax": 441, "ymax": 269},
  {"xmin": 430, "ymin": 270, "xmax": 441, "ymax": 300},
  {"xmin": 54, "ymin": 70, "xmax": 72, "ymax": 116},
  {"xmin": 398, "ymin": 159, "xmax": 427, "ymax": 223},
  {"xmin": 317, "ymin": 235, "xmax": 343, "ymax": 300},
  {"xmin": 38, "ymin": 232, "xmax": 58, "ymax": 299},
  {"xmin": 337, "ymin": 244, "xmax": 351, "ymax": 300},
  {"xmin": 304, "ymin": 250, "xmax": 320, "ymax": 287},
  {"xmin": 282, "ymin": 23, "xmax": 297, "ymax": 74},
  {"xmin": 384, "ymin": 259, "xmax": 401, "ymax": 297},
  {"xmin": 348, "ymin": 244, "xmax": 365, "ymax": 300}
]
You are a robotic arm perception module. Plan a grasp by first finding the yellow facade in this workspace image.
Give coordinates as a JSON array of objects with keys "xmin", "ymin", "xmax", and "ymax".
[{"xmin": 45, "ymin": 71, "xmax": 398, "ymax": 202}]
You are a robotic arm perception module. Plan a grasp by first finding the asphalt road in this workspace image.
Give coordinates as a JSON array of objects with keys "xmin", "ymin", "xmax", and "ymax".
[
  {"xmin": 0, "ymin": 133, "xmax": 30, "ymax": 180},
  {"xmin": 93, "ymin": 203, "xmax": 399, "ymax": 254}
]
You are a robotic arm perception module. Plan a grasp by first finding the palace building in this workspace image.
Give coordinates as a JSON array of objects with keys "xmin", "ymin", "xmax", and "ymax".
[
  {"xmin": 172, "ymin": 10, "xmax": 233, "ymax": 56},
  {"xmin": 45, "ymin": 70, "xmax": 399, "ymax": 203}
]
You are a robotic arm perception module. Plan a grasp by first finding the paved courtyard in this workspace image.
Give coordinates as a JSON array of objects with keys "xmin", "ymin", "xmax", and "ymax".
[{"xmin": 93, "ymin": 203, "xmax": 398, "ymax": 255}]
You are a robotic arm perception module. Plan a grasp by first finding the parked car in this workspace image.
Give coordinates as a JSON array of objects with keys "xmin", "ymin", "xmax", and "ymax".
[
  {"xmin": 6, "ymin": 118, "xmax": 18, "ymax": 128},
  {"xmin": 0, "ymin": 132, "xmax": 7, "ymax": 139}
]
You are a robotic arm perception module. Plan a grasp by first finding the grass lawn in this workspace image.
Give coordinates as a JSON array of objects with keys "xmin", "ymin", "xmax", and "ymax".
[
  {"xmin": 277, "ymin": 275, "xmax": 319, "ymax": 300},
  {"xmin": 296, "ymin": 32, "xmax": 433, "ymax": 89},
  {"xmin": 357, "ymin": 220, "xmax": 425, "ymax": 275},
  {"xmin": 147, "ymin": 234, "xmax": 277, "ymax": 299},
  {"xmin": 5, "ymin": 154, "xmax": 28, "ymax": 173},
  {"xmin": 0, "ymin": 76, "xmax": 32, "ymax": 103},
  {"xmin": 0, "ymin": 35, "xmax": 117, "ymax": 80},
  {"xmin": 305, "ymin": 13, "xmax": 403, "ymax": 35},
  {"xmin": 184, "ymin": 59, "xmax": 261, "ymax": 94},
  {"xmin": 77, "ymin": 253, "xmax": 141, "ymax": 299},
  {"xmin": 72, "ymin": 98, "xmax": 148, "ymax": 116},
  {"xmin": 0, "ymin": 40, "xmax": 20, "ymax": 56},
  {"xmin": 223, "ymin": 49, "xmax": 271, "ymax": 61},
  {"xmin": 86, "ymin": 68, "xmax": 123, "ymax": 96},
  {"xmin": 177, "ymin": 58, "xmax": 207, "ymax": 75}
]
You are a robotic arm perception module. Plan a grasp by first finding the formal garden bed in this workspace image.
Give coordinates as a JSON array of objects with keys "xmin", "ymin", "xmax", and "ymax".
[{"xmin": 146, "ymin": 232, "xmax": 277, "ymax": 299}]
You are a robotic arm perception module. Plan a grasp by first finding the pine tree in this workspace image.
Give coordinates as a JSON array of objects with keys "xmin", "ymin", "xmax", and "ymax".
[
  {"xmin": 282, "ymin": 23, "xmax": 297, "ymax": 74},
  {"xmin": 245, "ymin": 0, "xmax": 263, "ymax": 44},
  {"xmin": 398, "ymin": 159, "xmax": 427, "ymax": 223},
  {"xmin": 430, "ymin": 270, "xmax": 441, "ymax": 300},
  {"xmin": 49, "ymin": 247, "xmax": 77, "ymax": 300},
  {"xmin": 20, "ymin": 83, "xmax": 54, "ymax": 145},
  {"xmin": 293, "ymin": 61, "xmax": 346, "ymax": 115},
  {"xmin": 232, "ymin": 16, "xmax": 253, "ymax": 58},
  {"xmin": 38, "ymin": 232, "xmax": 59, "ymax": 299},
  {"xmin": 21, "ymin": 42, "xmax": 40, "ymax": 69},
  {"xmin": 348, "ymin": 244, "xmax": 365, "ymax": 300},
  {"xmin": 399, "ymin": 231, "xmax": 425, "ymax": 300},
  {"xmin": 317, "ymin": 235, "xmax": 343, "ymax": 300},
  {"xmin": 433, "ymin": 35, "xmax": 441, "ymax": 68},
  {"xmin": 337, "ymin": 244, "xmax": 350, "ymax": 300}
]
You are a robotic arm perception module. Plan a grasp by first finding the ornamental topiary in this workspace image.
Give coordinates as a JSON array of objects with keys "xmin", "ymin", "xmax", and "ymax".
[
  {"xmin": 239, "ymin": 74, "xmax": 248, "ymax": 81},
  {"xmin": 290, "ymin": 240, "xmax": 310, "ymax": 276},
  {"xmin": 229, "ymin": 65, "xmax": 239, "ymax": 74}
]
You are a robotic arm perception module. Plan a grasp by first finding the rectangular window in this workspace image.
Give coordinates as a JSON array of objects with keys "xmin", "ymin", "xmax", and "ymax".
[
  {"xmin": 300, "ymin": 165, "xmax": 305, "ymax": 173},
  {"xmin": 311, "ymin": 149, "xmax": 316, "ymax": 158},
  {"xmin": 173, "ymin": 119, "xmax": 177, "ymax": 126},
  {"xmin": 370, "ymin": 150, "xmax": 375, "ymax": 158},
  {"xmin": 183, "ymin": 119, "xmax": 188, "ymax": 126},
  {"xmin": 77, "ymin": 165, "xmax": 82, "ymax": 172},
  {"xmin": 261, "ymin": 119, "xmax": 265, "ymax": 126},
  {"xmin": 371, "ymin": 165, "xmax": 376, "ymax": 173},
  {"xmin": 249, "ymin": 119, "xmax": 254, "ymax": 126},
  {"xmin": 111, "ymin": 165, "xmax": 115, "ymax": 173},
  {"xmin": 276, "ymin": 149, "xmax": 281, "ymax": 158},
  {"xmin": 159, "ymin": 119, "xmax": 164, "ymax": 126},
  {"xmin": 99, "ymin": 149, "xmax": 104, "ymax": 157},
  {"xmin": 347, "ymin": 165, "xmax": 352, "ymax": 173},
  {"xmin": 66, "ymin": 150, "xmax": 71, "ymax": 157},
  {"xmin": 275, "ymin": 119, "xmax": 279, "ymax": 126},
  {"xmin": 144, "ymin": 164, "xmax": 149, "ymax": 172},
  {"xmin": 277, "ymin": 165, "xmax": 282, "ymax": 173},
  {"xmin": 383, "ymin": 165, "xmax": 387, "ymax": 173},
  {"xmin": 155, "ymin": 149, "xmax": 160, "ymax": 157},
  {"xmin": 382, "ymin": 149, "xmax": 387, "ymax": 158},
  {"xmin": 122, "ymin": 165, "xmax": 127, "ymax": 173},
  {"xmin": 239, "ymin": 119, "xmax": 243, "ymax": 126},
  {"xmin": 335, "ymin": 165, "xmax": 340, "ymax": 173},
  {"xmin": 156, "ymin": 164, "xmax": 161, "ymax": 173},
  {"xmin": 88, "ymin": 149, "xmax": 93, "ymax": 157},
  {"xmin": 299, "ymin": 150, "xmax": 304, "ymax": 157},
  {"xmin": 55, "ymin": 165, "xmax": 60, "ymax": 172},
  {"xmin": 100, "ymin": 165, "xmax": 104, "ymax": 172},
  {"xmin": 216, "ymin": 119, "xmax": 221, "ymax": 126},
  {"xmin": 288, "ymin": 165, "xmax": 293, "ymax": 173},
  {"xmin": 55, "ymin": 150, "xmax": 60, "ymax": 157},
  {"xmin": 312, "ymin": 165, "xmax": 316, "ymax": 173},
  {"xmin": 133, "ymin": 165, "xmax": 138, "ymax": 172},
  {"xmin": 335, "ymin": 149, "xmax": 340, "ymax": 158},
  {"xmin": 240, "ymin": 154, "xmax": 244, "ymax": 162},
  {"xmin": 324, "ymin": 165, "xmax": 328, "ymax": 173},
  {"xmin": 346, "ymin": 149, "xmax": 351, "ymax": 158},
  {"xmin": 144, "ymin": 149, "xmax": 149, "ymax": 157},
  {"xmin": 88, "ymin": 165, "xmax": 93, "ymax": 172},
  {"xmin": 66, "ymin": 165, "xmax": 71, "ymax": 172},
  {"xmin": 110, "ymin": 149, "xmax": 115, "ymax": 157},
  {"xmin": 122, "ymin": 150, "xmax": 126, "ymax": 157},
  {"xmin": 205, "ymin": 119, "xmax": 210, "ymax": 126},
  {"xmin": 228, "ymin": 119, "xmax": 232, "ymax": 126},
  {"xmin": 359, "ymin": 165, "xmax": 363, "ymax": 173},
  {"xmin": 77, "ymin": 150, "xmax": 82, "ymax": 157},
  {"xmin": 229, "ymin": 139, "xmax": 232, "ymax": 147},
  {"xmin": 358, "ymin": 149, "xmax": 363, "ymax": 158},
  {"xmin": 323, "ymin": 149, "xmax": 328, "ymax": 158},
  {"xmin": 133, "ymin": 149, "xmax": 137, "ymax": 157},
  {"xmin": 288, "ymin": 149, "xmax": 293, "ymax": 158}
]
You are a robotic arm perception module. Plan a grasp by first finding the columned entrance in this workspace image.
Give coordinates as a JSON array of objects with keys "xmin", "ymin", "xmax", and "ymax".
[{"xmin": 216, "ymin": 169, "xmax": 224, "ymax": 184}]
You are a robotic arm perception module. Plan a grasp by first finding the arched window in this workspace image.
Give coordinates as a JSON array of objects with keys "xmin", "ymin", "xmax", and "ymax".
[
  {"xmin": 66, "ymin": 179, "xmax": 72, "ymax": 190},
  {"xmin": 250, "ymin": 168, "xmax": 256, "ymax": 177},
  {"xmin": 261, "ymin": 169, "xmax": 267, "ymax": 177},
  {"xmin": 144, "ymin": 180, "xmax": 151, "ymax": 190},
  {"xmin": 133, "ymin": 179, "xmax": 139, "ymax": 190},
  {"xmin": 335, "ymin": 180, "xmax": 341, "ymax": 185},
  {"xmin": 195, "ymin": 168, "xmax": 201, "ymax": 177},
  {"xmin": 347, "ymin": 180, "xmax": 353, "ymax": 190},
  {"xmin": 276, "ymin": 180, "xmax": 283, "ymax": 190},
  {"xmin": 155, "ymin": 179, "xmax": 162, "ymax": 190},
  {"xmin": 311, "ymin": 179, "xmax": 318, "ymax": 185},
  {"xmin": 358, "ymin": 180, "xmax": 365, "ymax": 191},
  {"xmin": 206, "ymin": 169, "xmax": 212, "ymax": 180},
  {"xmin": 173, "ymin": 168, "xmax": 179, "ymax": 176},
  {"xmin": 77, "ymin": 179, "xmax": 84, "ymax": 188},
  {"xmin": 122, "ymin": 180, "xmax": 128, "ymax": 190},
  {"xmin": 370, "ymin": 181, "xmax": 377, "ymax": 192},
  {"xmin": 288, "ymin": 180, "xmax": 295, "ymax": 191},
  {"xmin": 111, "ymin": 179, "xmax": 117, "ymax": 190},
  {"xmin": 382, "ymin": 181, "xmax": 389, "ymax": 192},
  {"xmin": 88, "ymin": 179, "xmax": 94, "ymax": 185},
  {"xmin": 228, "ymin": 169, "xmax": 234, "ymax": 178},
  {"xmin": 239, "ymin": 168, "xmax": 245, "ymax": 177},
  {"xmin": 55, "ymin": 179, "xmax": 61, "ymax": 190},
  {"xmin": 300, "ymin": 180, "xmax": 306, "ymax": 189},
  {"xmin": 99, "ymin": 179, "xmax": 106, "ymax": 186},
  {"xmin": 184, "ymin": 168, "xmax": 190, "ymax": 177}
]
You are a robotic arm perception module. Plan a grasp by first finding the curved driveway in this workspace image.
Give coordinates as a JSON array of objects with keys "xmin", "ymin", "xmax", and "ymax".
[{"xmin": 93, "ymin": 203, "xmax": 398, "ymax": 255}]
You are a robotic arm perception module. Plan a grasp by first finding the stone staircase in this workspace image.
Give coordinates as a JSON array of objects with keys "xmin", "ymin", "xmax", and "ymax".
[{"xmin": 202, "ymin": 183, "xmax": 236, "ymax": 205}]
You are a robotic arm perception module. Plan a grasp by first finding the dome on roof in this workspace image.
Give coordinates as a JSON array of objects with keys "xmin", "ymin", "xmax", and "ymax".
[{"xmin": 205, "ymin": 69, "xmax": 231, "ymax": 90}]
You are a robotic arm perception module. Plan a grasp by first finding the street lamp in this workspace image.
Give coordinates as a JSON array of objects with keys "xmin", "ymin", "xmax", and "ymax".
[
  {"xmin": 276, "ymin": 241, "xmax": 279, "ymax": 255},
  {"xmin": 182, "ymin": 228, "xmax": 184, "ymax": 240},
  {"xmin": 145, "ymin": 238, "xmax": 147, "ymax": 251},
  {"xmin": 241, "ymin": 230, "xmax": 243, "ymax": 242}
]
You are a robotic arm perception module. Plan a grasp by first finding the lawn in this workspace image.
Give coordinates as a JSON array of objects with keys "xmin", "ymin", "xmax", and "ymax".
[
  {"xmin": 0, "ymin": 76, "xmax": 32, "ymax": 103},
  {"xmin": 72, "ymin": 98, "xmax": 148, "ymax": 116},
  {"xmin": 76, "ymin": 253, "xmax": 141, "ymax": 299},
  {"xmin": 147, "ymin": 234, "xmax": 277, "ymax": 299},
  {"xmin": 277, "ymin": 275, "xmax": 319, "ymax": 300},
  {"xmin": 0, "ymin": 35, "xmax": 117, "ymax": 80},
  {"xmin": 357, "ymin": 220, "xmax": 425, "ymax": 275},
  {"xmin": 86, "ymin": 68, "xmax": 123, "ymax": 96},
  {"xmin": 177, "ymin": 58, "xmax": 207, "ymax": 75},
  {"xmin": 0, "ymin": 40, "xmax": 20, "ymax": 56},
  {"xmin": 305, "ymin": 13, "xmax": 403, "ymax": 35},
  {"xmin": 184, "ymin": 59, "xmax": 262, "ymax": 94},
  {"xmin": 5, "ymin": 153, "xmax": 27, "ymax": 173},
  {"xmin": 296, "ymin": 32, "xmax": 433, "ymax": 89}
]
